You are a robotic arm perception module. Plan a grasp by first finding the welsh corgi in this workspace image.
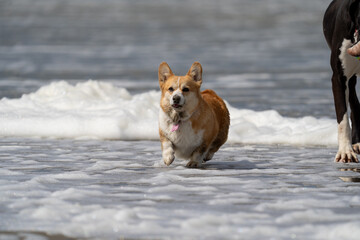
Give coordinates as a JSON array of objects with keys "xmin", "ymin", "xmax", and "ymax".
[{"xmin": 158, "ymin": 61, "xmax": 230, "ymax": 168}]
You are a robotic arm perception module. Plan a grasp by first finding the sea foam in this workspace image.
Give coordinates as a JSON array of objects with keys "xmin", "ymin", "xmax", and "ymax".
[{"xmin": 0, "ymin": 80, "xmax": 337, "ymax": 146}]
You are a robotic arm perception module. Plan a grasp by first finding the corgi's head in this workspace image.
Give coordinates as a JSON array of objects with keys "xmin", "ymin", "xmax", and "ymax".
[{"xmin": 159, "ymin": 62, "xmax": 203, "ymax": 115}]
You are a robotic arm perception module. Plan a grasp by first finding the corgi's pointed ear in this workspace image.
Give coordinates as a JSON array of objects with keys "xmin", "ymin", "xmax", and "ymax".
[
  {"xmin": 158, "ymin": 62, "xmax": 174, "ymax": 84},
  {"xmin": 187, "ymin": 62, "xmax": 202, "ymax": 84}
]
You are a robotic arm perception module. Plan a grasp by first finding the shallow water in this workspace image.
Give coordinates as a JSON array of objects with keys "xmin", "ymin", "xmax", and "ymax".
[
  {"xmin": 1, "ymin": 0, "xmax": 360, "ymax": 239},
  {"xmin": 1, "ymin": 138, "xmax": 360, "ymax": 240}
]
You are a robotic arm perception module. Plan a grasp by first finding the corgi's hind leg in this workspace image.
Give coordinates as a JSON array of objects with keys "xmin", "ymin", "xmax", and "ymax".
[
  {"xmin": 203, "ymin": 136, "xmax": 226, "ymax": 162},
  {"xmin": 186, "ymin": 143, "xmax": 208, "ymax": 168}
]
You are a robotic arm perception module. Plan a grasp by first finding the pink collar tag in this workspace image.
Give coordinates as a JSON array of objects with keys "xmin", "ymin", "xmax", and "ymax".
[{"xmin": 171, "ymin": 123, "xmax": 180, "ymax": 132}]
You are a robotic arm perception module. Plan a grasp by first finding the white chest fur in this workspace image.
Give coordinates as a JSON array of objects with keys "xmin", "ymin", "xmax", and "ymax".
[
  {"xmin": 339, "ymin": 39, "xmax": 360, "ymax": 79},
  {"xmin": 159, "ymin": 109, "xmax": 204, "ymax": 159}
]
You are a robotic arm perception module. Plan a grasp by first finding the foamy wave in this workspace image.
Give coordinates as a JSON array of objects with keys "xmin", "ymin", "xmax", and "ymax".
[{"xmin": 0, "ymin": 80, "xmax": 337, "ymax": 146}]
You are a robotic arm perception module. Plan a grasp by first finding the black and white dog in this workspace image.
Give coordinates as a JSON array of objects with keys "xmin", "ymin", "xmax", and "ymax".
[{"xmin": 323, "ymin": 0, "xmax": 360, "ymax": 163}]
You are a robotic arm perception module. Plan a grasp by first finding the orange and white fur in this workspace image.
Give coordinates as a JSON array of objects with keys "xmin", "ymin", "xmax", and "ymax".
[{"xmin": 158, "ymin": 61, "xmax": 230, "ymax": 168}]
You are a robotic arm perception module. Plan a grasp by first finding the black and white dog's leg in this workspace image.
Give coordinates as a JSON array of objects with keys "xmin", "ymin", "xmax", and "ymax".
[
  {"xmin": 332, "ymin": 73, "xmax": 359, "ymax": 163},
  {"xmin": 348, "ymin": 76, "xmax": 360, "ymax": 154}
]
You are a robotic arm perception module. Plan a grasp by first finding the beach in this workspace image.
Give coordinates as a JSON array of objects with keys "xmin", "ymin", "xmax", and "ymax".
[{"xmin": 1, "ymin": 0, "xmax": 360, "ymax": 239}]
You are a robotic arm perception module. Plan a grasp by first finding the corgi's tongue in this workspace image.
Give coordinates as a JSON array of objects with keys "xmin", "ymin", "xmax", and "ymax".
[
  {"xmin": 171, "ymin": 123, "xmax": 180, "ymax": 132},
  {"xmin": 172, "ymin": 104, "xmax": 182, "ymax": 109}
]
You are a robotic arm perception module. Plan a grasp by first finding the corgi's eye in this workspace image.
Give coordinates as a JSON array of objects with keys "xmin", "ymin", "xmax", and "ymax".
[
  {"xmin": 182, "ymin": 87, "xmax": 189, "ymax": 92},
  {"xmin": 168, "ymin": 87, "xmax": 174, "ymax": 92}
]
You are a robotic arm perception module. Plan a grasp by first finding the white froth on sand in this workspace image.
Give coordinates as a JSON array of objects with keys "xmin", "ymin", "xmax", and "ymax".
[{"xmin": 0, "ymin": 80, "xmax": 337, "ymax": 146}]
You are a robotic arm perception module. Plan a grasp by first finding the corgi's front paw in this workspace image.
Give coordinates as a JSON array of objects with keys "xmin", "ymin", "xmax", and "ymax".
[
  {"xmin": 204, "ymin": 152, "xmax": 214, "ymax": 162},
  {"xmin": 163, "ymin": 154, "xmax": 175, "ymax": 166},
  {"xmin": 186, "ymin": 160, "xmax": 201, "ymax": 168},
  {"xmin": 161, "ymin": 140, "xmax": 175, "ymax": 166}
]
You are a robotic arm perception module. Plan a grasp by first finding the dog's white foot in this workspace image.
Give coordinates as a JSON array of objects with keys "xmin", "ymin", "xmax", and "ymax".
[
  {"xmin": 186, "ymin": 160, "xmax": 202, "ymax": 168},
  {"xmin": 335, "ymin": 146, "xmax": 359, "ymax": 163},
  {"xmin": 353, "ymin": 143, "xmax": 360, "ymax": 154},
  {"xmin": 163, "ymin": 154, "xmax": 175, "ymax": 166},
  {"xmin": 162, "ymin": 141, "xmax": 175, "ymax": 166}
]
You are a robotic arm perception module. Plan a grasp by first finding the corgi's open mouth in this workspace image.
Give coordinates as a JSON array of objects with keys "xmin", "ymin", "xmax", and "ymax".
[{"xmin": 172, "ymin": 104, "xmax": 183, "ymax": 109}]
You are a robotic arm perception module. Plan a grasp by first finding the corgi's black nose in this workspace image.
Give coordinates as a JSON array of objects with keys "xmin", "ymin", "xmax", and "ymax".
[{"xmin": 172, "ymin": 95, "xmax": 181, "ymax": 104}]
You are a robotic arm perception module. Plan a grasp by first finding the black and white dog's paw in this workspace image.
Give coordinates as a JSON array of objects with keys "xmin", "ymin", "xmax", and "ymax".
[
  {"xmin": 335, "ymin": 146, "xmax": 359, "ymax": 163},
  {"xmin": 353, "ymin": 143, "xmax": 360, "ymax": 154}
]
